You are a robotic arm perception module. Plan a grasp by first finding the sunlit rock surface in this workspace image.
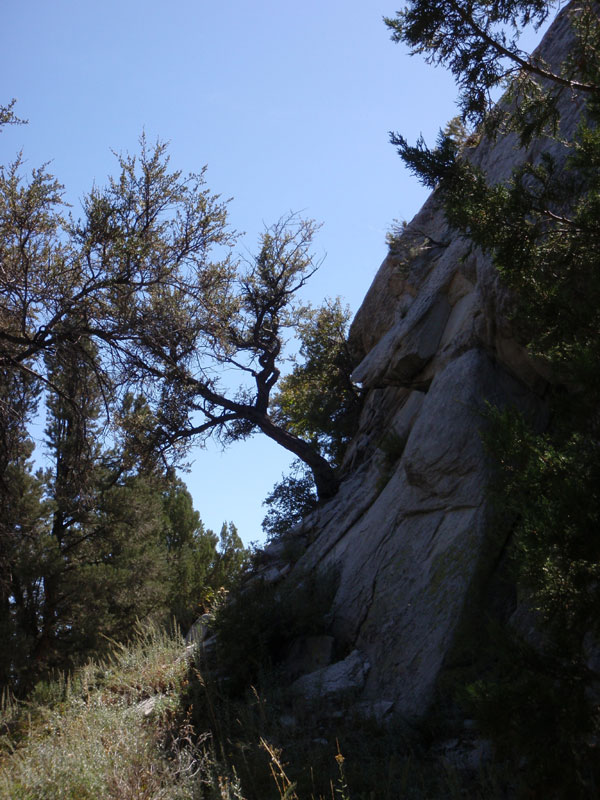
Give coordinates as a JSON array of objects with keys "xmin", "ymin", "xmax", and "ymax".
[{"xmin": 275, "ymin": 6, "xmax": 585, "ymax": 717}]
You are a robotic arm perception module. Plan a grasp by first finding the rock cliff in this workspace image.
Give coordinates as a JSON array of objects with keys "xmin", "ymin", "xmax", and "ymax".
[{"xmin": 260, "ymin": 6, "xmax": 585, "ymax": 720}]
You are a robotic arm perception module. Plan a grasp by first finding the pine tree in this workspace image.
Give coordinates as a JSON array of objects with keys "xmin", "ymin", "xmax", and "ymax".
[
  {"xmin": 161, "ymin": 479, "xmax": 248, "ymax": 630},
  {"xmin": 0, "ymin": 368, "xmax": 47, "ymax": 690},
  {"xmin": 29, "ymin": 334, "xmax": 171, "ymax": 677}
]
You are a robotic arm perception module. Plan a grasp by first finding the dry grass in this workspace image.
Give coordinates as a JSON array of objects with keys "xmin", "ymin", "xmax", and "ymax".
[
  {"xmin": 0, "ymin": 626, "xmax": 216, "ymax": 800},
  {"xmin": 0, "ymin": 623, "xmax": 505, "ymax": 800}
]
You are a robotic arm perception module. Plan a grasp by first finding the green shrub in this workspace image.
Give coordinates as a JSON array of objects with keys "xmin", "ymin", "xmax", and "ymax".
[
  {"xmin": 462, "ymin": 627, "xmax": 600, "ymax": 798},
  {"xmin": 262, "ymin": 460, "xmax": 318, "ymax": 541}
]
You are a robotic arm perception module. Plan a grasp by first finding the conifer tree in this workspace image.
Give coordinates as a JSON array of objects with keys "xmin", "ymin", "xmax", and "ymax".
[
  {"xmin": 0, "ymin": 137, "xmax": 342, "ymax": 499},
  {"xmin": 31, "ymin": 333, "xmax": 173, "ymax": 675},
  {"xmin": 161, "ymin": 479, "xmax": 247, "ymax": 630},
  {"xmin": 0, "ymin": 114, "xmax": 257, "ymax": 685},
  {"xmin": 262, "ymin": 299, "xmax": 362, "ymax": 538},
  {"xmin": 0, "ymin": 368, "xmax": 46, "ymax": 689},
  {"xmin": 272, "ymin": 298, "xmax": 362, "ymax": 466}
]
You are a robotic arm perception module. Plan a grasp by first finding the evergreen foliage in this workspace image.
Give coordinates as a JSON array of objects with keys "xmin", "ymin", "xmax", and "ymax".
[
  {"xmin": 0, "ymin": 368, "xmax": 46, "ymax": 690},
  {"xmin": 263, "ymin": 299, "xmax": 362, "ymax": 539},
  {"xmin": 161, "ymin": 479, "xmax": 247, "ymax": 631},
  {"xmin": 272, "ymin": 299, "xmax": 362, "ymax": 466},
  {"xmin": 262, "ymin": 459, "xmax": 318, "ymax": 540},
  {"xmin": 0, "ymin": 130, "xmax": 341, "ymax": 497},
  {"xmin": 0, "ymin": 336, "xmax": 247, "ymax": 692},
  {"xmin": 0, "ymin": 446, "xmax": 246, "ymax": 694},
  {"xmin": 385, "ymin": 0, "xmax": 598, "ymax": 127},
  {"xmin": 0, "ymin": 104, "xmax": 350, "ymax": 691}
]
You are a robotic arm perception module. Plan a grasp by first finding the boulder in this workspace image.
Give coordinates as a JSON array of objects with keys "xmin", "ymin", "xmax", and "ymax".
[
  {"xmin": 290, "ymin": 650, "xmax": 370, "ymax": 701},
  {"xmin": 283, "ymin": 634, "xmax": 335, "ymax": 681},
  {"xmin": 185, "ymin": 613, "xmax": 214, "ymax": 645}
]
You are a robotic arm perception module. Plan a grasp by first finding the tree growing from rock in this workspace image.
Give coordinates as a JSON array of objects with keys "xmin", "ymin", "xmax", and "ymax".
[
  {"xmin": 0, "ymin": 107, "xmax": 356, "ymax": 686},
  {"xmin": 262, "ymin": 298, "xmax": 363, "ymax": 537}
]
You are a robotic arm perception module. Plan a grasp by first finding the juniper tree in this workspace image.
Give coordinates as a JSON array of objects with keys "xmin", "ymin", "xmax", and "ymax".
[
  {"xmin": 0, "ymin": 134, "xmax": 340, "ymax": 499},
  {"xmin": 3, "ymin": 331, "xmax": 168, "ymax": 681},
  {"xmin": 263, "ymin": 298, "xmax": 363, "ymax": 537},
  {"xmin": 0, "ymin": 104, "xmax": 358, "ymax": 687},
  {"xmin": 385, "ymin": 0, "xmax": 599, "ymax": 129},
  {"xmin": 0, "ymin": 368, "xmax": 46, "ymax": 689},
  {"xmin": 161, "ymin": 479, "xmax": 247, "ymax": 630},
  {"xmin": 272, "ymin": 298, "xmax": 362, "ymax": 466}
]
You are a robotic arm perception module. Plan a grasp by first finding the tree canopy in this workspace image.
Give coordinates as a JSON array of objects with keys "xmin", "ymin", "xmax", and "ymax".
[
  {"xmin": 272, "ymin": 298, "xmax": 362, "ymax": 467},
  {"xmin": 0, "ymin": 122, "xmax": 351, "ymax": 499},
  {"xmin": 262, "ymin": 298, "xmax": 363, "ymax": 538},
  {"xmin": 385, "ymin": 0, "xmax": 598, "ymax": 128},
  {"xmin": 0, "ymin": 99, "xmax": 364, "ymax": 687}
]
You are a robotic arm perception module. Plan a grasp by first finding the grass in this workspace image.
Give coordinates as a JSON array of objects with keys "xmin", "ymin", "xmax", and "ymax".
[
  {"xmin": 0, "ymin": 623, "xmax": 380, "ymax": 800},
  {"xmin": 184, "ymin": 643, "xmax": 506, "ymax": 800},
  {"xmin": 0, "ymin": 626, "xmax": 213, "ymax": 800},
  {"xmin": 0, "ymin": 620, "xmax": 511, "ymax": 799}
]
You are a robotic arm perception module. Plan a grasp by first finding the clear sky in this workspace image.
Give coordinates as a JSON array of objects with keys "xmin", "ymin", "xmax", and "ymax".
[{"xmin": 1, "ymin": 1, "xmax": 544, "ymax": 544}]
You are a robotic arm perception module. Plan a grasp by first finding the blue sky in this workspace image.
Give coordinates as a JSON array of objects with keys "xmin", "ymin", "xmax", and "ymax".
[{"xmin": 2, "ymin": 1, "xmax": 540, "ymax": 544}]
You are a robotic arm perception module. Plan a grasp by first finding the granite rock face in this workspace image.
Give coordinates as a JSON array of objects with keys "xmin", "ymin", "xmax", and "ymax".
[
  {"xmin": 273, "ymin": 6, "xmax": 584, "ymax": 718},
  {"xmin": 290, "ymin": 650, "xmax": 370, "ymax": 701}
]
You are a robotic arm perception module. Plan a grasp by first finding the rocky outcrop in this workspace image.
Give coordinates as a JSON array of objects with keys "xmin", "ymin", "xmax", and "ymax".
[{"xmin": 264, "ymin": 6, "xmax": 585, "ymax": 719}]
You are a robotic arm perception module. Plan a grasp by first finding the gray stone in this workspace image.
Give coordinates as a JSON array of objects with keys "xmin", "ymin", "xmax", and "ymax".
[
  {"xmin": 355, "ymin": 700, "xmax": 394, "ymax": 721},
  {"xmin": 185, "ymin": 613, "xmax": 214, "ymax": 645},
  {"xmin": 352, "ymin": 293, "xmax": 451, "ymax": 388},
  {"xmin": 261, "ymin": 539, "xmax": 289, "ymax": 562},
  {"xmin": 437, "ymin": 737, "xmax": 493, "ymax": 774},
  {"xmin": 254, "ymin": 562, "xmax": 291, "ymax": 584},
  {"xmin": 290, "ymin": 650, "xmax": 370, "ymax": 700},
  {"xmin": 255, "ymin": 7, "xmax": 583, "ymax": 722},
  {"xmin": 284, "ymin": 635, "xmax": 335, "ymax": 680},
  {"xmin": 136, "ymin": 695, "xmax": 163, "ymax": 717}
]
